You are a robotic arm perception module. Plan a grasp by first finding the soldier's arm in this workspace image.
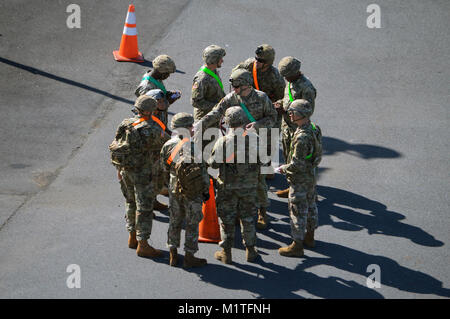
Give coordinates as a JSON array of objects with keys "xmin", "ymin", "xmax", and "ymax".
[
  {"xmin": 253, "ymin": 94, "xmax": 277, "ymax": 130},
  {"xmin": 191, "ymin": 79, "xmax": 217, "ymax": 112},
  {"xmin": 302, "ymin": 87, "xmax": 316, "ymax": 105},
  {"xmin": 283, "ymin": 135, "xmax": 314, "ymax": 173},
  {"xmin": 199, "ymin": 96, "xmax": 230, "ymax": 129},
  {"xmin": 273, "ymin": 73, "xmax": 286, "ymax": 102}
]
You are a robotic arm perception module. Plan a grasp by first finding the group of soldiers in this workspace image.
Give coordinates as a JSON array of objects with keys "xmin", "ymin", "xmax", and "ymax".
[{"xmin": 110, "ymin": 44, "xmax": 322, "ymax": 268}]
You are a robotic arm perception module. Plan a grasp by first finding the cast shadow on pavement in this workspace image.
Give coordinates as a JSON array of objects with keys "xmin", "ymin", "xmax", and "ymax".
[
  {"xmin": 189, "ymin": 238, "xmax": 450, "ymax": 298},
  {"xmin": 322, "ymin": 136, "xmax": 402, "ymax": 159}
]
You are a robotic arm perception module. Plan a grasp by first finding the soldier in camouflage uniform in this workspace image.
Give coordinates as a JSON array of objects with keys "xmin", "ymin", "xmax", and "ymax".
[
  {"xmin": 143, "ymin": 89, "xmax": 172, "ymax": 210},
  {"xmin": 275, "ymin": 99, "xmax": 322, "ymax": 257},
  {"xmin": 275, "ymin": 56, "xmax": 317, "ymax": 198},
  {"xmin": 135, "ymin": 54, "xmax": 181, "ymax": 104},
  {"xmin": 113, "ymin": 95, "xmax": 170, "ymax": 258},
  {"xmin": 194, "ymin": 69, "xmax": 277, "ymax": 231},
  {"xmin": 208, "ymin": 107, "xmax": 262, "ymax": 264},
  {"xmin": 160, "ymin": 113, "xmax": 210, "ymax": 268},
  {"xmin": 191, "ymin": 45, "xmax": 227, "ymax": 123},
  {"xmin": 232, "ymin": 44, "xmax": 285, "ymax": 229}
]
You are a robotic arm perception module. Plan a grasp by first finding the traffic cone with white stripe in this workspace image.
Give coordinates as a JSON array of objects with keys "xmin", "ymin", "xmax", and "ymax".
[{"xmin": 113, "ymin": 4, "xmax": 144, "ymax": 62}]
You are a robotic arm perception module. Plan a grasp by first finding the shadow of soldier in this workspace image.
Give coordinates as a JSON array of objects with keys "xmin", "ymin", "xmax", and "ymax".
[
  {"xmin": 316, "ymin": 185, "xmax": 444, "ymax": 247},
  {"xmin": 322, "ymin": 136, "xmax": 402, "ymax": 159},
  {"xmin": 298, "ymin": 241, "xmax": 450, "ymax": 298},
  {"xmin": 192, "ymin": 259, "xmax": 384, "ymax": 299}
]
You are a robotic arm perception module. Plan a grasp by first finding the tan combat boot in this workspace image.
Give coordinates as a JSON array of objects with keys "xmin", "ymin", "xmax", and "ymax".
[
  {"xmin": 276, "ymin": 188, "xmax": 289, "ymax": 198},
  {"xmin": 128, "ymin": 231, "xmax": 138, "ymax": 249},
  {"xmin": 137, "ymin": 240, "xmax": 163, "ymax": 258},
  {"xmin": 278, "ymin": 241, "xmax": 304, "ymax": 257},
  {"xmin": 183, "ymin": 252, "xmax": 207, "ymax": 268},
  {"xmin": 169, "ymin": 247, "xmax": 178, "ymax": 266},
  {"xmin": 303, "ymin": 230, "xmax": 315, "ymax": 248},
  {"xmin": 153, "ymin": 200, "xmax": 168, "ymax": 211},
  {"xmin": 214, "ymin": 248, "xmax": 232, "ymax": 264},
  {"xmin": 246, "ymin": 246, "xmax": 259, "ymax": 262},
  {"xmin": 256, "ymin": 208, "xmax": 268, "ymax": 230}
]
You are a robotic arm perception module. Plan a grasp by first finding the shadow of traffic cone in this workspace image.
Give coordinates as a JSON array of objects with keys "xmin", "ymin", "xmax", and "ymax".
[
  {"xmin": 113, "ymin": 4, "xmax": 144, "ymax": 62},
  {"xmin": 199, "ymin": 178, "xmax": 221, "ymax": 243}
]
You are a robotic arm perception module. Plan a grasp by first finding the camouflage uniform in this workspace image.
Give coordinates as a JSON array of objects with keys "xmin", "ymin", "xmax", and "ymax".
[
  {"xmin": 278, "ymin": 57, "xmax": 317, "ymax": 163},
  {"xmin": 191, "ymin": 69, "xmax": 226, "ymax": 122},
  {"xmin": 208, "ymin": 117, "xmax": 261, "ymax": 250},
  {"xmin": 115, "ymin": 99, "xmax": 170, "ymax": 241},
  {"xmin": 160, "ymin": 136, "xmax": 209, "ymax": 254},
  {"xmin": 160, "ymin": 113, "xmax": 210, "ymax": 255},
  {"xmin": 282, "ymin": 100, "xmax": 322, "ymax": 243},
  {"xmin": 200, "ymin": 71, "xmax": 277, "ymax": 210}
]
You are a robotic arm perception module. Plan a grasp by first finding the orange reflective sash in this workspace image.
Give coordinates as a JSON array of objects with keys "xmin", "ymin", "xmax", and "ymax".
[
  {"xmin": 167, "ymin": 138, "xmax": 189, "ymax": 165},
  {"xmin": 252, "ymin": 61, "xmax": 259, "ymax": 90},
  {"xmin": 151, "ymin": 115, "xmax": 166, "ymax": 131},
  {"xmin": 132, "ymin": 116, "xmax": 166, "ymax": 132},
  {"xmin": 132, "ymin": 116, "xmax": 149, "ymax": 126}
]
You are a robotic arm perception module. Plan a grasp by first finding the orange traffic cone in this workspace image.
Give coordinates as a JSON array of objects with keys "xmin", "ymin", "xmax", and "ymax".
[
  {"xmin": 198, "ymin": 178, "xmax": 221, "ymax": 243},
  {"xmin": 113, "ymin": 4, "xmax": 144, "ymax": 62}
]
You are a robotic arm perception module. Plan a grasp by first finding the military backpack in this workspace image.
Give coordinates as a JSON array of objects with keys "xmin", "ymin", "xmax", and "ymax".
[{"xmin": 109, "ymin": 119, "xmax": 145, "ymax": 169}]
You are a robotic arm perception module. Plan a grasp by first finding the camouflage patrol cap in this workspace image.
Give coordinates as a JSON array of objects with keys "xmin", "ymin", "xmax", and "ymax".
[
  {"xmin": 224, "ymin": 106, "xmax": 250, "ymax": 128},
  {"xmin": 229, "ymin": 69, "xmax": 253, "ymax": 87},
  {"xmin": 255, "ymin": 44, "xmax": 275, "ymax": 65},
  {"xmin": 145, "ymin": 89, "xmax": 165, "ymax": 100},
  {"xmin": 202, "ymin": 45, "xmax": 226, "ymax": 65},
  {"xmin": 278, "ymin": 56, "xmax": 301, "ymax": 78},
  {"xmin": 134, "ymin": 95, "xmax": 157, "ymax": 113},
  {"xmin": 171, "ymin": 112, "xmax": 194, "ymax": 129},
  {"xmin": 152, "ymin": 54, "xmax": 176, "ymax": 74},
  {"xmin": 287, "ymin": 99, "xmax": 312, "ymax": 118}
]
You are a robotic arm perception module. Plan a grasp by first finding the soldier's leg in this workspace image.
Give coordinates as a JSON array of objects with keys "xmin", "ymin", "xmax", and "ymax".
[
  {"xmin": 288, "ymin": 184, "xmax": 309, "ymax": 242},
  {"xmin": 216, "ymin": 189, "xmax": 237, "ymax": 250},
  {"xmin": 167, "ymin": 192, "xmax": 186, "ymax": 250},
  {"xmin": 256, "ymin": 174, "xmax": 270, "ymax": 229},
  {"xmin": 120, "ymin": 170, "xmax": 137, "ymax": 233},
  {"xmin": 238, "ymin": 190, "xmax": 258, "ymax": 248},
  {"xmin": 183, "ymin": 199, "xmax": 207, "ymax": 268},
  {"xmin": 133, "ymin": 168, "xmax": 155, "ymax": 241}
]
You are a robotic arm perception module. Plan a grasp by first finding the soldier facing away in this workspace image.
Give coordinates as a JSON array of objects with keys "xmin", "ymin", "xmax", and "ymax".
[
  {"xmin": 208, "ymin": 106, "xmax": 262, "ymax": 264},
  {"xmin": 274, "ymin": 99, "xmax": 322, "ymax": 257},
  {"xmin": 232, "ymin": 44, "xmax": 286, "ymax": 229},
  {"xmin": 275, "ymin": 56, "xmax": 317, "ymax": 198},
  {"xmin": 160, "ymin": 113, "xmax": 210, "ymax": 268},
  {"xmin": 110, "ymin": 95, "xmax": 170, "ymax": 258},
  {"xmin": 194, "ymin": 69, "xmax": 277, "ymax": 232}
]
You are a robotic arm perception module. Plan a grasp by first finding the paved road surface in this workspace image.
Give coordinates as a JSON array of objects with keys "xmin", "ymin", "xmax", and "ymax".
[{"xmin": 0, "ymin": 0, "xmax": 449, "ymax": 299}]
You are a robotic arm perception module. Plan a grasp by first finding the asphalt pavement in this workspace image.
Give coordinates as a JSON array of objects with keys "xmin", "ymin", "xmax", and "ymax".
[{"xmin": 0, "ymin": 0, "xmax": 449, "ymax": 299}]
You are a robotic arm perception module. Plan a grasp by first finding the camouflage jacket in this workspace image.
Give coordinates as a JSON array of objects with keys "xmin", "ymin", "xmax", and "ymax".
[
  {"xmin": 191, "ymin": 66, "xmax": 226, "ymax": 121},
  {"xmin": 200, "ymin": 89, "xmax": 277, "ymax": 132},
  {"xmin": 208, "ymin": 129, "xmax": 261, "ymax": 190},
  {"xmin": 115, "ymin": 116, "xmax": 170, "ymax": 170},
  {"xmin": 280, "ymin": 74, "xmax": 317, "ymax": 132},
  {"xmin": 232, "ymin": 58, "xmax": 285, "ymax": 102},
  {"xmin": 284, "ymin": 122, "xmax": 321, "ymax": 184},
  {"xmin": 160, "ymin": 135, "xmax": 209, "ymax": 195}
]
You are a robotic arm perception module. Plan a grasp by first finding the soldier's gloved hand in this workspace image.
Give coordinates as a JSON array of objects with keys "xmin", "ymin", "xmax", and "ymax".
[
  {"xmin": 166, "ymin": 91, "xmax": 181, "ymax": 104},
  {"xmin": 202, "ymin": 192, "xmax": 210, "ymax": 202}
]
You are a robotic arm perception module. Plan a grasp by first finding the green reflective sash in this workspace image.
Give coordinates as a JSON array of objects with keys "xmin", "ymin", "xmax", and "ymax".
[
  {"xmin": 199, "ymin": 66, "xmax": 224, "ymax": 92},
  {"xmin": 143, "ymin": 75, "xmax": 167, "ymax": 94},
  {"xmin": 288, "ymin": 83, "xmax": 294, "ymax": 102},
  {"xmin": 239, "ymin": 102, "xmax": 256, "ymax": 123},
  {"xmin": 305, "ymin": 123, "xmax": 317, "ymax": 159}
]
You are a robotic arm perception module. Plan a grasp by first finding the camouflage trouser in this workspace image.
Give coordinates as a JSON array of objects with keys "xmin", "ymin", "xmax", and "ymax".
[
  {"xmin": 288, "ymin": 182, "xmax": 318, "ymax": 242},
  {"xmin": 257, "ymin": 174, "xmax": 270, "ymax": 209},
  {"xmin": 216, "ymin": 188, "xmax": 258, "ymax": 249},
  {"xmin": 167, "ymin": 192, "xmax": 203, "ymax": 254},
  {"xmin": 119, "ymin": 168, "xmax": 155, "ymax": 241}
]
